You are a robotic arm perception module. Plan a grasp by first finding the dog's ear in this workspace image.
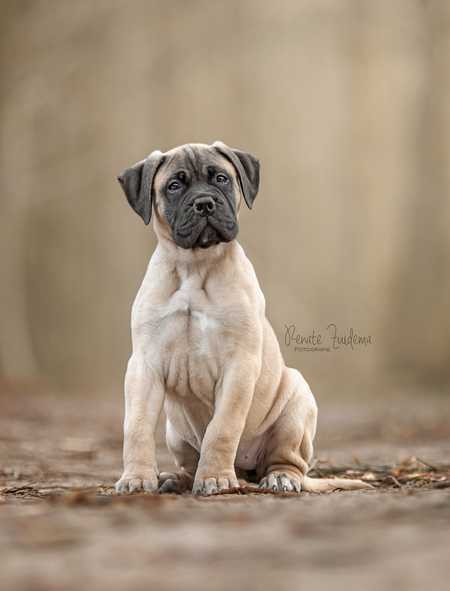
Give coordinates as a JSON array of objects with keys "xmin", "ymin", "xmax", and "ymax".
[
  {"xmin": 212, "ymin": 141, "xmax": 260, "ymax": 209},
  {"xmin": 117, "ymin": 150, "xmax": 164, "ymax": 225}
]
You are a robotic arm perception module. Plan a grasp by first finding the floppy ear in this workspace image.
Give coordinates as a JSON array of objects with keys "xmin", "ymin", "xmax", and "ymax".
[
  {"xmin": 117, "ymin": 150, "xmax": 164, "ymax": 225},
  {"xmin": 212, "ymin": 141, "xmax": 260, "ymax": 209}
]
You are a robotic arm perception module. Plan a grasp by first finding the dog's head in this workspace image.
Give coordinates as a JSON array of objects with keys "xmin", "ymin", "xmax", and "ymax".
[{"xmin": 118, "ymin": 142, "xmax": 260, "ymax": 249}]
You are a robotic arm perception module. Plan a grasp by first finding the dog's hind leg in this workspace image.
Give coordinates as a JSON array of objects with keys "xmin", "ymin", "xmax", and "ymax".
[
  {"xmin": 158, "ymin": 420, "xmax": 200, "ymax": 494},
  {"xmin": 257, "ymin": 368, "xmax": 315, "ymax": 492},
  {"xmin": 258, "ymin": 368, "xmax": 371, "ymax": 493}
]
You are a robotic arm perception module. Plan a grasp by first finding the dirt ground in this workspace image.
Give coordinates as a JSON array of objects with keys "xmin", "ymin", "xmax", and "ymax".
[{"xmin": 1, "ymin": 388, "xmax": 450, "ymax": 591}]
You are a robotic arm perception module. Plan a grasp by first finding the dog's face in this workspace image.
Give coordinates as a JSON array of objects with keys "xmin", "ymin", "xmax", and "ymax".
[
  {"xmin": 152, "ymin": 146, "xmax": 240, "ymax": 249},
  {"xmin": 118, "ymin": 142, "xmax": 260, "ymax": 249}
]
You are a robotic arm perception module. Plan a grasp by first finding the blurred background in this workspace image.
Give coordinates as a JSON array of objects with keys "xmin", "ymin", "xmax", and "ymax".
[{"xmin": 1, "ymin": 0, "xmax": 449, "ymax": 401}]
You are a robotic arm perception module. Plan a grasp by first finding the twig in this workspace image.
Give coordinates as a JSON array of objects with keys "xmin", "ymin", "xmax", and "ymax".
[
  {"xmin": 308, "ymin": 458, "xmax": 319, "ymax": 472},
  {"xmin": 426, "ymin": 481, "xmax": 450, "ymax": 490},
  {"xmin": 387, "ymin": 475, "xmax": 402, "ymax": 488},
  {"xmin": 415, "ymin": 457, "xmax": 441, "ymax": 472},
  {"xmin": 1, "ymin": 483, "xmax": 36, "ymax": 494}
]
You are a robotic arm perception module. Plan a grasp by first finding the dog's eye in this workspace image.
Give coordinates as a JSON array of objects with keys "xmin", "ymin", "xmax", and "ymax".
[
  {"xmin": 216, "ymin": 174, "xmax": 228, "ymax": 183},
  {"xmin": 168, "ymin": 181, "xmax": 180, "ymax": 192}
]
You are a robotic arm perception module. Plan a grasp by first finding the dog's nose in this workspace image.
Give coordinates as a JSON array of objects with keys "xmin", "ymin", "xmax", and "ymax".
[{"xmin": 194, "ymin": 196, "xmax": 216, "ymax": 217}]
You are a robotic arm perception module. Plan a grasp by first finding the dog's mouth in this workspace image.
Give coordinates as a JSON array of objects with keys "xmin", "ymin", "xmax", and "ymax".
[
  {"xmin": 173, "ymin": 207, "xmax": 238, "ymax": 249},
  {"xmin": 192, "ymin": 225, "xmax": 222, "ymax": 249}
]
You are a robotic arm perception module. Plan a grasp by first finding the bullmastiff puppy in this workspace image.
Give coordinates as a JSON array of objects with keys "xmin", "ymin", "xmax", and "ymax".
[{"xmin": 115, "ymin": 141, "xmax": 369, "ymax": 495}]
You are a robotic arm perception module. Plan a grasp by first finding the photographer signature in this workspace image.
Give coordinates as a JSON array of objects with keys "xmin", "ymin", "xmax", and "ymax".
[{"xmin": 284, "ymin": 324, "xmax": 371, "ymax": 351}]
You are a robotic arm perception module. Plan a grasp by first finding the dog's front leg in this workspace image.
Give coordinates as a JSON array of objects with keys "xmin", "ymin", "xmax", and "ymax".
[
  {"xmin": 192, "ymin": 362, "xmax": 258, "ymax": 495},
  {"xmin": 115, "ymin": 355, "xmax": 164, "ymax": 493}
]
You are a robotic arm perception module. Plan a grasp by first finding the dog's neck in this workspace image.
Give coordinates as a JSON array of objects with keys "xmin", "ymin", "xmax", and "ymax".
[{"xmin": 154, "ymin": 232, "xmax": 238, "ymax": 276}]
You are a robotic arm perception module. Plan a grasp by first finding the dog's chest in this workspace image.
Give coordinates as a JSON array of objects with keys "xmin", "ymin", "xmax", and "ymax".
[{"xmin": 155, "ymin": 278, "xmax": 227, "ymax": 401}]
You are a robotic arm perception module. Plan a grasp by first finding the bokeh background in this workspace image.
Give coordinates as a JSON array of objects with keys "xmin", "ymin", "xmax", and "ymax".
[{"xmin": 1, "ymin": 0, "xmax": 449, "ymax": 400}]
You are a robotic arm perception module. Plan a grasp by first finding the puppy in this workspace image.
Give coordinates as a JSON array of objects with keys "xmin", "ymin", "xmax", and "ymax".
[{"xmin": 115, "ymin": 141, "xmax": 370, "ymax": 495}]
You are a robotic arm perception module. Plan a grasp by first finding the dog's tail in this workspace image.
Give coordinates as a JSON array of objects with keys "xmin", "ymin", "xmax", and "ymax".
[{"xmin": 300, "ymin": 475, "xmax": 373, "ymax": 492}]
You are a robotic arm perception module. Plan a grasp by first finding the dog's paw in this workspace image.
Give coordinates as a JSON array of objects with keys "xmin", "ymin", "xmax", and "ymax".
[
  {"xmin": 115, "ymin": 472, "xmax": 159, "ymax": 494},
  {"xmin": 192, "ymin": 474, "xmax": 240, "ymax": 495},
  {"xmin": 158, "ymin": 471, "xmax": 195, "ymax": 494},
  {"xmin": 259, "ymin": 471, "xmax": 301, "ymax": 493}
]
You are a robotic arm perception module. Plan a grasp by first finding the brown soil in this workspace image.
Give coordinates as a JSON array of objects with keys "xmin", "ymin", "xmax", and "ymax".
[{"xmin": 1, "ymin": 389, "xmax": 450, "ymax": 591}]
